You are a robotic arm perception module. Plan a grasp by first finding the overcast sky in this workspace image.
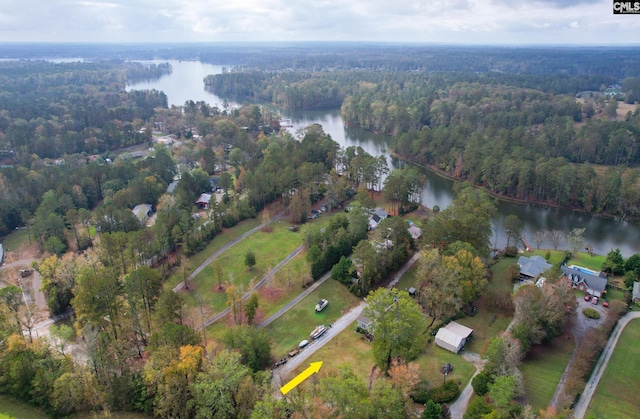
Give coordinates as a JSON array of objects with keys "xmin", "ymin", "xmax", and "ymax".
[{"xmin": 0, "ymin": 0, "xmax": 637, "ymax": 45}]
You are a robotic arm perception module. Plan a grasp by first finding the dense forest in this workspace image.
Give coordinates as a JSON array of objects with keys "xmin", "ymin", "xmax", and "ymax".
[
  {"xmin": 1, "ymin": 44, "xmax": 640, "ymax": 418},
  {"xmin": 204, "ymin": 47, "xmax": 640, "ymax": 220}
]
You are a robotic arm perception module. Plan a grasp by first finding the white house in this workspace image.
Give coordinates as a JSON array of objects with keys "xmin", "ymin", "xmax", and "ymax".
[{"xmin": 434, "ymin": 321, "xmax": 473, "ymax": 354}]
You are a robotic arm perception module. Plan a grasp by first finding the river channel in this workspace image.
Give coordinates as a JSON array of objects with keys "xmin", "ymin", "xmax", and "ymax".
[{"xmin": 127, "ymin": 60, "xmax": 640, "ymax": 257}]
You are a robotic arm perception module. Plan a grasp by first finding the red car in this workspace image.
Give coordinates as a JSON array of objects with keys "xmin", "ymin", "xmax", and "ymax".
[
  {"xmin": 584, "ymin": 294, "xmax": 592, "ymax": 301},
  {"xmin": 603, "ymin": 301, "xmax": 609, "ymax": 308}
]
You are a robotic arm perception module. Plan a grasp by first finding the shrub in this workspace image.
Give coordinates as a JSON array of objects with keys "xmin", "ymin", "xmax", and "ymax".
[
  {"xmin": 471, "ymin": 373, "xmax": 491, "ymax": 396},
  {"xmin": 504, "ymin": 246, "xmax": 518, "ymax": 257},
  {"xmin": 582, "ymin": 308, "xmax": 600, "ymax": 319},
  {"xmin": 426, "ymin": 380, "xmax": 460, "ymax": 404},
  {"xmin": 410, "ymin": 380, "xmax": 431, "ymax": 404}
]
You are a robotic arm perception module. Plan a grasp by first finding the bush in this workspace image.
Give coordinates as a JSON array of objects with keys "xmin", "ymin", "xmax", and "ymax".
[
  {"xmin": 582, "ymin": 308, "xmax": 600, "ymax": 319},
  {"xmin": 410, "ymin": 380, "xmax": 431, "ymax": 404},
  {"xmin": 426, "ymin": 380, "xmax": 460, "ymax": 404},
  {"xmin": 504, "ymin": 246, "xmax": 518, "ymax": 257},
  {"xmin": 471, "ymin": 373, "xmax": 491, "ymax": 396}
]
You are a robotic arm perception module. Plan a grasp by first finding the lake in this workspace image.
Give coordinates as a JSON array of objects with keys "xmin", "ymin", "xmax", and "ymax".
[{"xmin": 127, "ymin": 61, "xmax": 640, "ymax": 257}]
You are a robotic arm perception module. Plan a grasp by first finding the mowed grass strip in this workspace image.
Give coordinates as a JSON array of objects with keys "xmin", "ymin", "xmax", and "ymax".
[
  {"xmin": 266, "ymin": 279, "xmax": 361, "ymax": 358},
  {"xmin": 521, "ymin": 334, "xmax": 575, "ymax": 410},
  {"xmin": 165, "ymin": 217, "xmax": 262, "ymax": 289},
  {"xmin": 587, "ymin": 318, "xmax": 640, "ymax": 419},
  {"xmin": 184, "ymin": 221, "xmax": 301, "ymax": 312},
  {"xmin": 0, "ymin": 395, "xmax": 48, "ymax": 419}
]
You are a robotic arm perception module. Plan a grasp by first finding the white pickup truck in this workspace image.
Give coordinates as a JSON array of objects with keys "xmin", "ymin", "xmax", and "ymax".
[{"xmin": 315, "ymin": 299, "xmax": 328, "ymax": 312}]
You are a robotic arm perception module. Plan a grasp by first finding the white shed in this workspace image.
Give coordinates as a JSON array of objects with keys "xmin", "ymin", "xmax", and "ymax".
[{"xmin": 434, "ymin": 321, "xmax": 473, "ymax": 354}]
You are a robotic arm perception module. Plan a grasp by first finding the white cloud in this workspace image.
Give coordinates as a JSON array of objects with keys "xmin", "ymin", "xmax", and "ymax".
[{"xmin": 0, "ymin": 0, "xmax": 636, "ymax": 44}]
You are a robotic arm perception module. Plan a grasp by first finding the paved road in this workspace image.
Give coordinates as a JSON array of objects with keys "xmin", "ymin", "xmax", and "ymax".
[
  {"xmin": 270, "ymin": 252, "xmax": 421, "ymax": 390},
  {"xmin": 572, "ymin": 311, "xmax": 640, "ymax": 419}
]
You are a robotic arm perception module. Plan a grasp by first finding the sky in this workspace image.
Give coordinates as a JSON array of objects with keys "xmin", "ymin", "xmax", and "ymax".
[{"xmin": 0, "ymin": 0, "xmax": 638, "ymax": 45}]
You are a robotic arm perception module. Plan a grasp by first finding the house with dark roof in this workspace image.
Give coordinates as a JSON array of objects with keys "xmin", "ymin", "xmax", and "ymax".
[
  {"xmin": 196, "ymin": 193, "xmax": 212, "ymax": 210},
  {"xmin": 518, "ymin": 255, "xmax": 552, "ymax": 279},
  {"xmin": 562, "ymin": 265, "xmax": 608, "ymax": 297}
]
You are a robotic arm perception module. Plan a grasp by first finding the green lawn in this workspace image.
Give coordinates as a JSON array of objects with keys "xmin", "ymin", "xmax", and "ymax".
[
  {"xmin": 521, "ymin": 334, "xmax": 576, "ymax": 410},
  {"xmin": 528, "ymin": 249, "xmax": 566, "ymax": 266},
  {"xmin": 266, "ymin": 279, "xmax": 362, "ymax": 357},
  {"xmin": 182, "ymin": 221, "xmax": 301, "ymax": 314},
  {"xmin": 165, "ymin": 218, "xmax": 262, "ymax": 289},
  {"xmin": 0, "ymin": 396, "xmax": 48, "ymax": 419},
  {"xmin": 0, "ymin": 228, "xmax": 31, "ymax": 254},
  {"xmin": 567, "ymin": 252, "xmax": 605, "ymax": 272},
  {"xmin": 587, "ymin": 318, "xmax": 640, "ymax": 419},
  {"xmin": 287, "ymin": 321, "xmax": 475, "ymax": 395}
]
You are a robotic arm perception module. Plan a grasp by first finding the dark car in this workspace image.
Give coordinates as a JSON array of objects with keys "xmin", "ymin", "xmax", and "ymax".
[{"xmin": 274, "ymin": 358, "xmax": 288, "ymax": 368}]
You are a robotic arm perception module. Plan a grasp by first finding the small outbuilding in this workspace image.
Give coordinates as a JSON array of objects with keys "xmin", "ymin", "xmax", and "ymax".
[
  {"xmin": 196, "ymin": 193, "xmax": 212, "ymax": 210},
  {"xmin": 356, "ymin": 314, "xmax": 374, "ymax": 335},
  {"xmin": 434, "ymin": 321, "xmax": 473, "ymax": 354}
]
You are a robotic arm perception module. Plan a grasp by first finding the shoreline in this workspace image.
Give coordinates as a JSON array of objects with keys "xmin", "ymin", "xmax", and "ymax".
[{"xmin": 390, "ymin": 151, "xmax": 627, "ymax": 222}]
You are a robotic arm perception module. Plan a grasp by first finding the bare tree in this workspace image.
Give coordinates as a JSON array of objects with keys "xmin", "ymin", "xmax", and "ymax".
[
  {"xmin": 532, "ymin": 230, "xmax": 548, "ymax": 250},
  {"xmin": 568, "ymin": 228, "xmax": 586, "ymax": 255},
  {"xmin": 548, "ymin": 230, "xmax": 565, "ymax": 250}
]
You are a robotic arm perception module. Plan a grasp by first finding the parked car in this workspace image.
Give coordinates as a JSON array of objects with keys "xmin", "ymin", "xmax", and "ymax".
[
  {"xmin": 584, "ymin": 294, "xmax": 592, "ymax": 301},
  {"xmin": 299, "ymin": 339, "xmax": 309, "ymax": 348},
  {"xmin": 19, "ymin": 269, "xmax": 33, "ymax": 277},
  {"xmin": 592, "ymin": 296, "xmax": 599, "ymax": 305},
  {"xmin": 315, "ymin": 299, "xmax": 329, "ymax": 312},
  {"xmin": 603, "ymin": 300, "xmax": 609, "ymax": 308},
  {"xmin": 274, "ymin": 358, "xmax": 288, "ymax": 368}
]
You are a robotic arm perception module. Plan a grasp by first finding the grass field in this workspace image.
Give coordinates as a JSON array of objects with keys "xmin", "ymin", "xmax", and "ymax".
[
  {"xmin": 266, "ymin": 279, "xmax": 362, "ymax": 357},
  {"xmin": 521, "ymin": 333, "xmax": 576, "ymax": 410},
  {"xmin": 287, "ymin": 321, "xmax": 476, "ymax": 395},
  {"xmin": 567, "ymin": 252, "xmax": 605, "ymax": 272},
  {"xmin": 181, "ymin": 221, "xmax": 302, "ymax": 315},
  {"xmin": 587, "ymin": 318, "xmax": 640, "ymax": 419},
  {"xmin": 0, "ymin": 396, "xmax": 48, "ymax": 419},
  {"xmin": 165, "ymin": 218, "xmax": 262, "ymax": 289}
]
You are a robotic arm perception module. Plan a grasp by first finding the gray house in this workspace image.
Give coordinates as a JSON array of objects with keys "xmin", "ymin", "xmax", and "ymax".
[
  {"xmin": 562, "ymin": 265, "xmax": 608, "ymax": 297},
  {"xmin": 518, "ymin": 255, "xmax": 552, "ymax": 279}
]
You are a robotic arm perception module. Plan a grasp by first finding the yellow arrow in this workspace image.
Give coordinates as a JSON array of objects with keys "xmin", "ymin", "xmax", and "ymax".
[{"xmin": 280, "ymin": 361, "xmax": 323, "ymax": 395}]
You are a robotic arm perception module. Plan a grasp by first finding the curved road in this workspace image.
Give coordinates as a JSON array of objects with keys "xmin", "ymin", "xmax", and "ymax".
[{"xmin": 572, "ymin": 311, "xmax": 640, "ymax": 419}]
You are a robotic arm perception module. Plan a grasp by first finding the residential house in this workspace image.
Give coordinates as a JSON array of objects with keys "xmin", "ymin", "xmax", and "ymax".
[
  {"xmin": 518, "ymin": 255, "xmax": 552, "ymax": 280},
  {"xmin": 562, "ymin": 265, "xmax": 608, "ymax": 297},
  {"xmin": 196, "ymin": 193, "xmax": 212, "ymax": 210},
  {"xmin": 368, "ymin": 207, "xmax": 389, "ymax": 230},
  {"xmin": 434, "ymin": 321, "xmax": 473, "ymax": 354},
  {"xmin": 132, "ymin": 204, "xmax": 153, "ymax": 225}
]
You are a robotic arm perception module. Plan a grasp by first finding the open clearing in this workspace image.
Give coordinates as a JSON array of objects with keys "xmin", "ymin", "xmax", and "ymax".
[
  {"xmin": 586, "ymin": 318, "xmax": 640, "ymax": 419},
  {"xmin": 0, "ymin": 395, "xmax": 48, "ymax": 419},
  {"xmin": 521, "ymin": 332, "xmax": 576, "ymax": 410},
  {"xmin": 266, "ymin": 279, "xmax": 362, "ymax": 357}
]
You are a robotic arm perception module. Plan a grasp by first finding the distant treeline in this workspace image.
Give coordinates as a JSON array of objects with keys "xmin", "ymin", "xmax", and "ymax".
[{"xmin": 0, "ymin": 60, "xmax": 167, "ymax": 158}]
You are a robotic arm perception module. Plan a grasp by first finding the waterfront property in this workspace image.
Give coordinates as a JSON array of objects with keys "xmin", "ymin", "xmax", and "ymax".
[
  {"xmin": 518, "ymin": 255, "xmax": 552, "ymax": 280},
  {"xmin": 562, "ymin": 265, "xmax": 608, "ymax": 297}
]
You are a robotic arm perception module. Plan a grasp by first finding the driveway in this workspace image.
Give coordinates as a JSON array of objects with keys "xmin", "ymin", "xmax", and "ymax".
[{"xmin": 572, "ymin": 311, "xmax": 640, "ymax": 419}]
